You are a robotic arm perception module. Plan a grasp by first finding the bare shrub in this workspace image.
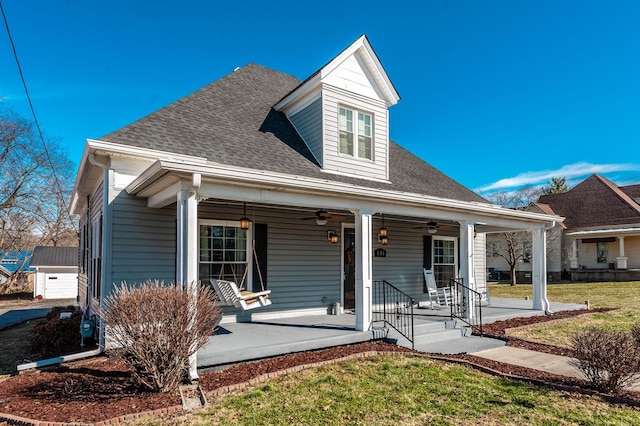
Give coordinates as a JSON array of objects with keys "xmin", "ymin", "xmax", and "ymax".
[
  {"xmin": 102, "ymin": 280, "xmax": 222, "ymax": 393},
  {"xmin": 570, "ymin": 327, "xmax": 640, "ymax": 393},
  {"xmin": 632, "ymin": 321, "xmax": 640, "ymax": 347}
]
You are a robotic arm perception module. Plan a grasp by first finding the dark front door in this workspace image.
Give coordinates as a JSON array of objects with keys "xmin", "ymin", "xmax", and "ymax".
[{"xmin": 343, "ymin": 229, "xmax": 356, "ymax": 309}]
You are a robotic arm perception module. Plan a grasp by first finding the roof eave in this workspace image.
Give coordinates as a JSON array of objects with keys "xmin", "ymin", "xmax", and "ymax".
[{"xmin": 127, "ymin": 159, "xmax": 564, "ymax": 226}]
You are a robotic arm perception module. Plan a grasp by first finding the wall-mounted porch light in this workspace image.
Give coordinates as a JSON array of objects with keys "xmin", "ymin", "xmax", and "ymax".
[
  {"xmin": 328, "ymin": 230, "xmax": 339, "ymax": 243},
  {"xmin": 240, "ymin": 202, "xmax": 251, "ymax": 230}
]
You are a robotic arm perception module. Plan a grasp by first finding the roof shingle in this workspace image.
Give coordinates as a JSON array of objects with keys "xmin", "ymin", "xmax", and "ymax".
[
  {"xmin": 30, "ymin": 246, "xmax": 78, "ymax": 267},
  {"xmin": 538, "ymin": 174, "xmax": 640, "ymax": 229},
  {"xmin": 101, "ymin": 63, "xmax": 487, "ymax": 204}
]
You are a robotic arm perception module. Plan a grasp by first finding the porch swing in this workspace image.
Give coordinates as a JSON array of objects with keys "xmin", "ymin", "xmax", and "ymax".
[{"xmin": 210, "ymin": 241, "xmax": 271, "ymax": 311}]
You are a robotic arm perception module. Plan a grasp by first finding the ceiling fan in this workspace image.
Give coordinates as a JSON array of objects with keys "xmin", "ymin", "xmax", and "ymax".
[
  {"xmin": 412, "ymin": 220, "xmax": 458, "ymax": 234},
  {"xmin": 300, "ymin": 209, "xmax": 350, "ymax": 225}
]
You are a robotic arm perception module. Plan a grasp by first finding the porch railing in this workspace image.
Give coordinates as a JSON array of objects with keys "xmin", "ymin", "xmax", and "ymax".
[
  {"xmin": 372, "ymin": 280, "xmax": 414, "ymax": 349},
  {"xmin": 449, "ymin": 279, "xmax": 483, "ymax": 335}
]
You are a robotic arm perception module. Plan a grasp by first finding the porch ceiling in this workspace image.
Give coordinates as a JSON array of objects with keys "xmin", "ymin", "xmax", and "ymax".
[{"xmin": 125, "ymin": 160, "xmax": 564, "ymax": 232}]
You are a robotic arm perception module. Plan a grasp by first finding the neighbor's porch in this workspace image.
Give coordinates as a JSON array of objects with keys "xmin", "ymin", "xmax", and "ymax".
[{"xmin": 197, "ymin": 297, "xmax": 586, "ymax": 368}]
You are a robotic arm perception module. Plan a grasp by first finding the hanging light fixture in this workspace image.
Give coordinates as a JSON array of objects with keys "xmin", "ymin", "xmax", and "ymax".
[
  {"xmin": 379, "ymin": 214, "xmax": 387, "ymax": 237},
  {"xmin": 378, "ymin": 214, "xmax": 388, "ymax": 245},
  {"xmin": 240, "ymin": 202, "xmax": 251, "ymax": 230}
]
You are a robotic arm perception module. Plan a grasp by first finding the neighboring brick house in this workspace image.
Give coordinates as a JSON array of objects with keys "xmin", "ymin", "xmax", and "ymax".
[
  {"xmin": 538, "ymin": 174, "xmax": 640, "ymax": 281},
  {"xmin": 488, "ymin": 174, "xmax": 640, "ymax": 283}
]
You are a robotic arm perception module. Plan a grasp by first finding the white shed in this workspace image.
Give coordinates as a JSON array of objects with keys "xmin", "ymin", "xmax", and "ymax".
[{"xmin": 31, "ymin": 246, "xmax": 78, "ymax": 300}]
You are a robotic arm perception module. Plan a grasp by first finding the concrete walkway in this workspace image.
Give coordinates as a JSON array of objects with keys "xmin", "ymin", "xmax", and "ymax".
[
  {"xmin": 0, "ymin": 299, "xmax": 77, "ymax": 330},
  {"xmin": 471, "ymin": 345, "xmax": 640, "ymax": 392}
]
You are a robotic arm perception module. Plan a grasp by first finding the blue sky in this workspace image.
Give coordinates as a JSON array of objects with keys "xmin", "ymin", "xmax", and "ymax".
[{"xmin": 2, "ymin": 0, "xmax": 640, "ymax": 196}]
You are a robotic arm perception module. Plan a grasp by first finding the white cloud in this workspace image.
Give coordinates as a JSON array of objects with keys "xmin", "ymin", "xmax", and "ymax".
[{"xmin": 476, "ymin": 162, "xmax": 640, "ymax": 193}]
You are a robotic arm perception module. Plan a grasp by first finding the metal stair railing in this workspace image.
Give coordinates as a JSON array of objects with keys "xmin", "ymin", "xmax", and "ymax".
[
  {"xmin": 372, "ymin": 280, "xmax": 414, "ymax": 349},
  {"xmin": 449, "ymin": 278, "xmax": 483, "ymax": 335}
]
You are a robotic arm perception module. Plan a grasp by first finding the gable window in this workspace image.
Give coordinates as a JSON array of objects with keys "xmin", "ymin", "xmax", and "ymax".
[
  {"xmin": 199, "ymin": 221, "xmax": 250, "ymax": 288},
  {"xmin": 339, "ymin": 106, "xmax": 372, "ymax": 160}
]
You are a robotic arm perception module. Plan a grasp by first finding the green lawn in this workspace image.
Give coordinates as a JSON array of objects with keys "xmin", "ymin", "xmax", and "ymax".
[
  {"xmin": 488, "ymin": 281, "xmax": 640, "ymax": 346},
  {"xmin": 133, "ymin": 354, "xmax": 640, "ymax": 425}
]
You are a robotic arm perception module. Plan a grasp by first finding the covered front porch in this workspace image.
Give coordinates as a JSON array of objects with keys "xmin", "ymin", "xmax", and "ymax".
[
  {"xmin": 123, "ymin": 165, "xmax": 564, "ymax": 376},
  {"xmin": 197, "ymin": 298, "xmax": 586, "ymax": 369}
]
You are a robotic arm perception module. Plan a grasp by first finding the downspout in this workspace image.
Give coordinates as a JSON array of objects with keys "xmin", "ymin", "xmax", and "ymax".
[{"xmin": 88, "ymin": 153, "xmax": 111, "ymax": 351}]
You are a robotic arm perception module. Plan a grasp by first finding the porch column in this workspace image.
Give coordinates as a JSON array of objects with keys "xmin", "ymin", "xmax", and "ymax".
[
  {"xmin": 531, "ymin": 226, "xmax": 551, "ymax": 313},
  {"xmin": 617, "ymin": 236, "xmax": 628, "ymax": 269},
  {"xmin": 176, "ymin": 175, "xmax": 200, "ymax": 381},
  {"xmin": 458, "ymin": 220, "xmax": 475, "ymax": 321},
  {"xmin": 569, "ymin": 239, "xmax": 578, "ymax": 269},
  {"xmin": 354, "ymin": 209, "xmax": 373, "ymax": 332}
]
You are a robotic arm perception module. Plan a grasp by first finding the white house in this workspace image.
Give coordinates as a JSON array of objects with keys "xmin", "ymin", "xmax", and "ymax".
[
  {"xmin": 70, "ymin": 35, "xmax": 561, "ymax": 375},
  {"xmin": 31, "ymin": 246, "xmax": 78, "ymax": 300}
]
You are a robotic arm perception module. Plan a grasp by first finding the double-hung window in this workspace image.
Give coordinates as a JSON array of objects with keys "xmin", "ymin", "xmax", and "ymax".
[
  {"xmin": 339, "ymin": 106, "xmax": 372, "ymax": 160},
  {"xmin": 199, "ymin": 221, "xmax": 250, "ymax": 287}
]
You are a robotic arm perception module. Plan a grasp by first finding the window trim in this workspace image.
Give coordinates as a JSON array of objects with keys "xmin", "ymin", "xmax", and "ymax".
[
  {"xmin": 198, "ymin": 219, "xmax": 253, "ymax": 290},
  {"xmin": 338, "ymin": 105, "xmax": 374, "ymax": 161}
]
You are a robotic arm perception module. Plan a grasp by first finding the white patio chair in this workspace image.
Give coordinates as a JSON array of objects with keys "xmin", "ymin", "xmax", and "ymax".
[
  {"xmin": 210, "ymin": 279, "xmax": 272, "ymax": 311},
  {"xmin": 423, "ymin": 269, "xmax": 451, "ymax": 309}
]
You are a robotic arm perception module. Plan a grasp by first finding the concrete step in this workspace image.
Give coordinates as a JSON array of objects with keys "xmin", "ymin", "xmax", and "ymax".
[{"xmin": 386, "ymin": 320, "xmax": 467, "ymax": 349}]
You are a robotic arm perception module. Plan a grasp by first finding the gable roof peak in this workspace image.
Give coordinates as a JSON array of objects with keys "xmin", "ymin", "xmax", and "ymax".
[{"xmin": 275, "ymin": 34, "xmax": 400, "ymax": 111}]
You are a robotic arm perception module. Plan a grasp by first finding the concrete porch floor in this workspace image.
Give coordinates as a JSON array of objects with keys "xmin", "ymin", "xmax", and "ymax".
[{"xmin": 197, "ymin": 298, "xmax": 587, "ymax": 369}]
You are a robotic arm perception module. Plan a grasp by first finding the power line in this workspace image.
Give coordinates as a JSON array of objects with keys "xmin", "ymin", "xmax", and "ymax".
[{"xmin": 0, "ymin": 0, "xmax": 78, "ymax": 234}]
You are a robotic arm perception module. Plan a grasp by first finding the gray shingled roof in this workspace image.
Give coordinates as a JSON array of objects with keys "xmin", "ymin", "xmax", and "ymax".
[
  {"xmin": 538, "ymin": 174, "xmax": 640, "ymax": 229},
  {"xmin": 102, "ymin": 63, "xmax": 487, "ymax": 204},
  {"xmin": 30, "ymin": 246, "xmax": 78, "ymax": 267}
]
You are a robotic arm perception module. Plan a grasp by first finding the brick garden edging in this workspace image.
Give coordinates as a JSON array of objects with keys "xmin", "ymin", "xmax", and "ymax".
[
  {"xmin": 4, "ymin": 347, "xmax": 637, "ymax": 425},
  {"xmin": 0, "ymin": 350, "xmax": 406, "ymax": 426}
]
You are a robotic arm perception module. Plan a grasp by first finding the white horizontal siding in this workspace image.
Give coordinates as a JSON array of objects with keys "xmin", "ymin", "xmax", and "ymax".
[
  {"xmin": 289, "ymin": 97, "xmax": 323, "ymax": 165},
  {"xmin": 322, "ymin": 86, "xmax": 388, "ymax": 181},
  {"xmin": 474, "ymin": 233, "xmax": 487, "ymax": 299}
]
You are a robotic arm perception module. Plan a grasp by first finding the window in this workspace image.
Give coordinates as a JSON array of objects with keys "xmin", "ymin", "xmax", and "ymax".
[
  {"xmin": 91, "ymin": 216, "xmax": 102, "ymax": 300},
  {"xmin": 433, "ymin": 238, "xmax": 457, "ymax": 288},
  {"xmin": 199, "ymin": 221, "xmax": 250, "ymax": 288},
  {"xmin": 522, "ymin": 241, "xmax": 532, "ymax": 263},
  {"xmin": 80, "ymin": 222, "xmax": 89, "ymax": 274},
  {"xmin": 491, "ymin": 242, "xmax": 499, "ymax": 257},
  {"xmin": 339, "ymin": 107, "xmax": 372, "ymax": 160},
  {"xmin": 597, "ymin": 242, "xmax": 608, "ymax": 263}
]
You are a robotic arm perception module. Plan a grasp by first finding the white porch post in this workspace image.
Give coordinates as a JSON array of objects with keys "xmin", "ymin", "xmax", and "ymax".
[
  {"xmin": 354, "ymin": 209, "xmax": 373, "ymax": 332},
  {"xmin": 569, "ymin": 239, "xmax": 578, "ymax": 269},
  {"xmin": 458, "ymin": 220, "xmax": 475, "ymax": 321},
  {"xmin": 176, "ymin": 175, "xmax": 200, "ymax": 380},
  {"xmin": 617, "ymin": 236, "xmax": 628, "ymax": 269},
  {"xmin": 531, "ymin": 226, "xmax": 551, "ymax": 313}
]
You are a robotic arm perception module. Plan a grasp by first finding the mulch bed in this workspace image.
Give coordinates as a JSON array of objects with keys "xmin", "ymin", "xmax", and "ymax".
[{"xmin": 1, "ymin": 308, "xmax": 638, "ymax": 424}]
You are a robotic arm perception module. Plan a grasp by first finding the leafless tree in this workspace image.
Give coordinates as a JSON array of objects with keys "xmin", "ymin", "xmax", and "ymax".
[{"xmin": 0, "ymin": 109, "xmax": 77, "ymax": 292}]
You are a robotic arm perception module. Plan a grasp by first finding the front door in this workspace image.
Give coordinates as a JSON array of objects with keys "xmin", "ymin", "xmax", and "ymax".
[{"xmin": 343, "ymin": 228, "xmax": 356, "ymax": 309}]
